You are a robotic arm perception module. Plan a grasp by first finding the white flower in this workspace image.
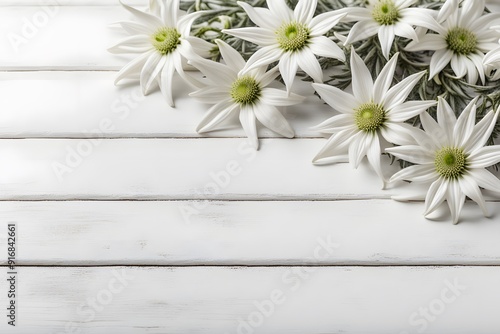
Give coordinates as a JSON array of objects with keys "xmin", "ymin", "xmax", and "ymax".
[
  {"xmin": 387, "ymin": 98, "xmax": 500, "ymax": 224},
  {"xmin": 405, "ymin": 0, "xmax": 500, "ymax": 84},
  {"xmin": 484, "ymin": 26, "xmax": 500, "ymax": 81},
  {"xmin": 222, "ymin": 0, "xmax": 346, "ymax": 93},
  {"xmin": 311, "ymin": 49, "xmax": 436, "ymax": 188},
  {"xmin": 340, "ymin": 0, "xmax": 438, "ymax": 60},
  {"xmin": 109, "ymin": 0, "xmax": 213, "ymax": 107},
  {"xmin": 189, "ymin": 40, "xmax": 304, "ymax": 150}
]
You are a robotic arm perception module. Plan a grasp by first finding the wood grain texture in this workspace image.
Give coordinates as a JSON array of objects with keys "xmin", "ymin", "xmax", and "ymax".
[
  {"xmin": 1, "ymin": 200, "xmax": 500, "ymax": 266},
  {"xmin": 0, "ymin": 266, "xmax": 499, "ymax": 334},
  {"xmin": 0, "ymin": 72, "xmax": 330, "ymax": 138}
]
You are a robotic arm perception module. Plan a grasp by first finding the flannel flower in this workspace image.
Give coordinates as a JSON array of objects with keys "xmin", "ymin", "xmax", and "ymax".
[
  {"xmin": 222, "ymin": 0, "xmax": 346, "ymax": 93},
  {"xmin": 340, "ymin": 0, "xmax": 438, "ymax": 60},
  {"xmin": 311, "ymin": 49, "xmax": 436, "ymax": 188},
  {"xmin": 109, "ymin": 0, "xmax": 213, "ymax": 106},
  {"xmin": 189, "ymin": 40, "xmax": 304, "ymax": 150},
  {"xmin": 406, "ymin": 0, "xmax": 500, "ymax": 84},
  {"xmin": 388, "ymin": 98, "xmax": 500, "ymax": 224}
]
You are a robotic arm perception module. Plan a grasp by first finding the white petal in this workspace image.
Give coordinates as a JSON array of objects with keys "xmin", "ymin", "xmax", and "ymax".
[
  {"xmin": 402, "ymin": 8, "xmax": 446, "ymax": 34},
  {"xmin": 436, "ymin": 97, "xmax": 457, "ymax": 144},
  {"xmin": 383, "ymin": 71, "xmax": 426, "ymax": 111},
  {"xmin": 350, "ymin": 48, "xmax": 374, "ymax": 103},
  {"xmin": 469, "ymin": 169, "xmax": 500, "ymax": 194},
  {"xmin": 253, "ymin": 103, "xmax": 294, "ymax": 138},
  {"xmin": 405, "ymin": 34, "xmax": 447, "ymax": 52},
  {"xmin": 222, "ymin": 27, "xmax": 277, "ymax": 47},
  {"xmin": 114, "ymin": 50, "xmax": 155, "ymax": 85},
  {"xmin": 118, "ymin": 21, "xmax": 152, "ymax": 35},
  {"xmin": 215, "ymin": 39, "xmax": 245, "ymax": 71},
  {"xmin": 308, "ymin": 36, "xmax": 346, "ymax": 61},
  {"xmin": 140, "ymin": 52, "xmax": 164, "ymax": 95},
  {"xmin": 190, "ymin": 87, "xmax": 229, "ymax": 104},
  {"xmin": 237, "ymin": 1, "xmax": 277, "ymax": 30},
  {"xmin": 461, "ymin": 0, "xmax": 485, "ymax": 27},
  {"xmin": 260, "ymin": 88, "xmax": 304, "ymax": 106},
  {"xmin": 309, "ymin": 11, "xmax": 347, "ymax": 36},
  {"xmin": 387, "ymin": 100, "xmax": 437, "ymax": 123},
  {"xmin": 446, "ymin": 180, "xmax": 465, "ymax": 224},
  {"xmin": 390, "ymin": 164, "xmax": 438, "ymax": 183},
  {"xmin": 196, "ymin": 100, "xmax": 238, "ymax": 133},
  {"xmin": 381, "ymin": 122, "xmax": 425, "ymax": 146},
  {"xmin": 468, "ymin": 146, "xmax": 500, "ymax": 168},
  {"xmin": 484, "ymin": 46, "xmax": 500, "ymax": 65},
  {"xmin": 294, "ymin": 0, "xmax": 316, "ymax": 24},
  {"xmin": 177, "ymin": 11, "xmax": 204, "ymax": 36},
  {"xmin": 454, "ymin": 97, "xmax": 478, "ymax": 147},
  {"xmin": 244, "ymin": 46, "xmax": 283, "ymax": 74},
  {"xmin": 108, "ymin": 35, "xmax": 152, "ymax": 54},
  {"xmin": 349, "ymin": 132, "xmax": 371, "ymax": 169},
  {"xmin": 239, "ymin": 106, "xmax": 259, "ymax": 150},
  {"xmin": 313, "ymin": 128, "xmax": 358, "ymax": 165},
  {"xmin": 173, "ymin": 47, "xmax": 204, "ymax": 89},
  {"xmin": 162, "ymin": 0, "xmax": 180, "ymax": 26},
  {"xmin": 459, "ymin": 175, "xmax": 489, "ymax": 217},
  {"xmin": 468, "ymin": 52, "xmax": 486, "ymax": 84},
  {"xmin": 465, "ymin": 109, "xmax": 499, "ymax": 153},
  {"xmin": 189, "ymin": 58, "xmax": 236, "ymax": 85},
  {"xmin": 463, "ymin": 56, "xmax": 479, "ymax": 86},
  {"xmin": 267, "ymin": 0, "xmax": 293, "ymax": 23},
  {"xmin": 373, "ymin": 53, "xmax": 399, "ymax": 105},
  {"xmin": 366, "ymin": 133, "xmax": 387, "ymax": 187},
  {"xmin": 420, "ymin": 112, "xmax": 449, "ymax": 147},
  {"xmin": 120, "ymin": 1, "xmax": 163, "ymax": 30},
  {"xmin": 378, "ymin": 25, "xmax": 395, "ymax": 60},
  {"xmin": 256, "ymin": 66, "xmax": 280, "ymax": 87},
  {"xmin": 393, "ymin": 22, "xmax": 418, "ymax": 41},
  {"xmin": 296, "ymin": 49, "xmax": 323, "ymax": 83},
  {"xmin": 385, "ymin": 145, "xmax": 435, "ymax": 165},
  {"xmin": 429, "ymin": 49, "xmax": 453, "ymax": 81},
  {"xmin": 437, "ymin": 0, "xmax": 458, "ymax": 23},
  {"xmin": 158, "ymin": 53, "xmax": 176, "ymax": 107},
  {"xmin": 424, "ymin": 178, "xmax": 449, "ymax": 217},
  {"xmin": 278, "ymin": 52, "xmax": 298, "ymax": 94},
  {"xmin": 311, "ymin": 114, "xmax": 356, "ymax": 133},
  {"xmin": 450, "ymin": 54, "xmax": 467, "ymax": 78},
  {"xmin": 184, "ymin": 36, "xmax": 213, "ymax": 59},
  {"xmin": 312, "ymin": 83, "xmax": 357, "ymax": 114},
  {"xmin": 345, "ymin": 20, "xmax": 380, "ymax": 45}
]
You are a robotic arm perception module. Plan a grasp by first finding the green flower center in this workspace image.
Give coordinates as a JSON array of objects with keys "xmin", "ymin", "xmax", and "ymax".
[
  {"xmin": 372, "ymin": 0, "xmax": 400, "ymax": 25},
  {"xmin": 445, "ymin": 27, "xmax": 477, "ymax": 55},
  {"xmin": 355, "ymin": 103, "xmax": 386, "ymax": 132},
  {"xmin": 152, "ymin": 27, "xmax": 181, "ymax": 55},
  {"xmin": 435, "ymin": 147, "xmax": 468, "ymax": 179},
  {"xmin": 230, "ymin": 76, "xmax": 261, "ymax": 105},
  {"xmin": 276, "ymin": 22, "xmax": 310, "ymax": 52}
]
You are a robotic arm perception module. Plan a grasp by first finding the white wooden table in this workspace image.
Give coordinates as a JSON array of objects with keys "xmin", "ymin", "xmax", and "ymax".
[{"xmin": 1, "ymin": 1, "xmax": 500, "ymax": 333}]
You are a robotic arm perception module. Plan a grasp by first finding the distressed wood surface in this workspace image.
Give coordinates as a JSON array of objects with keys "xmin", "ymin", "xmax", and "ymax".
[
  {"xmin": 0, "ymin": 200, "xmax": 500, "ymax": 266},
  {"xmin": 1, "ymin": 2, "xmax": 500, "ymax": 333},
  {"xmin": 0, "ymin": 266, "xmax": 499, "ymax": 334},
  {"xmin": 0, "ymin": 138, "xmax": 406, "ymax": 200},
  {"xmin": 0, "ymin": 72, "xmax": 330, "ymax": 138}
]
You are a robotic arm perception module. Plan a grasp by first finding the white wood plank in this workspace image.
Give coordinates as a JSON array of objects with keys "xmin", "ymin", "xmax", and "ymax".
[
  {"xmin": 0, "ymin": 0, "xmax": 145, "ymax": 5},
  {"xmin": 0, "ymin": 6, "xmax": 128, "ymax": 70},
  {"xmin": 3, "ymin": 4, "xmax": 498, "ymax": 70},
  {"xmin": 0, "ymin": 266, "xmax": 499, "ymax": 333},
  {"xmin": 0, "ymin": 72, "xmax": 330, "ymax": 138},
  {"xmin": 1, "ymin": 200, "xmax": 500, "ymax": 266},
  {"xmin": 0, "ymin": 138, "xmax": 406, "ymax": 200}
]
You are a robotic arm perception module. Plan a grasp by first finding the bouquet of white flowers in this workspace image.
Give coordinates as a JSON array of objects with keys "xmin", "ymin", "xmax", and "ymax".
[{"xmin": 110, "ymin": 0, "xmax": 500, "ymax": 224}]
